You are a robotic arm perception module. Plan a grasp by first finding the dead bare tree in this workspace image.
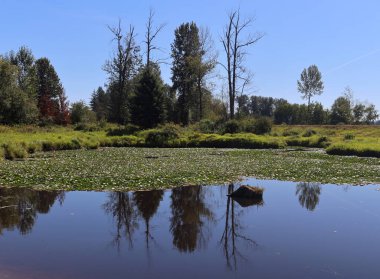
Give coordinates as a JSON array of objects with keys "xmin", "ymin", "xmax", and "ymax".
[
  {"xmin": 220, "ymin": 9, "xmax": 264, "ymax": 119},
  {"xmin": 144, "ymin": 9, "xmax": 166, "ymax": 68}
]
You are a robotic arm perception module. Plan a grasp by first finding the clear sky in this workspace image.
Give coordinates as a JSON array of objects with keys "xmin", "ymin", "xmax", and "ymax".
[{"xmin": 1, "ymin": 0, "xmax": 379, "ymax": 108}]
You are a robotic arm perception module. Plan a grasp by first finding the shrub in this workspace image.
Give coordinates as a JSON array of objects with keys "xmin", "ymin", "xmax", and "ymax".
[
  {"xmin": 198, "ymin": 119, "xmax": 216, "ymax": 133},
  {"xmin": 282, "ymin": 129, "xmax": 300, "ymax": 136},
  {"xmin": 145, "ymin": 128, "xmax": 179, "ymax": 147},
  {"xmin": 253, "ymin": 117, "xmax": 272, "ymax": 135},
  {"xmin": 107, "ymin": 124, "xmax": 141, "ymax": 136},
  {"xmin": 223, "ymin": 120, "xmax": 241, "ymax": 134},
  {"xmin": 74, "ymin": 123, "xmax": 101, "ymax": 132},
  {"xmin": 302, "ymin": 129, "xmax": 317, "ymax": 137},
  {"xmin": 3, "ymin": 143, "xmax": 28, "ymax": 160},
  {"xmin": 344, "ymin": 133, "xmax": 355, "ymax": 140}
]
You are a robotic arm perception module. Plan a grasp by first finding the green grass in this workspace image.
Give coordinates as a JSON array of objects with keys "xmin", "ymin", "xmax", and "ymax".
[
  {"xmin": 0, "ymin": 147, "xmax": 379, "ymax": 191},
  {"xmin": 0, "ymin": 124, "xmax": 380, "ymax": 159}
]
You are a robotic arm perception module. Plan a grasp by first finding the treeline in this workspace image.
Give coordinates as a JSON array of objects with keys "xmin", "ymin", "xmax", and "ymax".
[
  {"xmin": 236, "ymin": 91, "xmax": 378, "ymax": 125},
  {"xmin": 0, "ymin": 47, "xmax": 70, "ymax": 125}
]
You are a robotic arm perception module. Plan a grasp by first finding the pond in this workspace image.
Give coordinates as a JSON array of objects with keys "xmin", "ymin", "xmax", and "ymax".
[{"xmin": 0, "ymin": 179, "xmax": 379, "ymax": 279}]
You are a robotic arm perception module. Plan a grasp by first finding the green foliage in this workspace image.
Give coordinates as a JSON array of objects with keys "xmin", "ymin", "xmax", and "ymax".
[
  {"xmin": 171, "ymin": 22, "xmax": 202, "ymax": 125},
  {"xmin": 107, "ymin": 124, "xmax": 141, "ymax": 136},
  {"xmin": 253, "ymin": 117, "xmax": 272, "ymax": 135},
  {"xmin": 223, "ymin": 119, "xmax": 241, "ymax": 134},
  {"xmin": 330, "ymin": 96, "xmax": 352, "ymax": 124},
  {"xmin": 145, "ymin": 124, "xmax": 180, "ymax": 147},
  {"xmin": 90, "ymin": 87, "xmax": 109, "ymax": 121},
  {"xmin": 132, "ymin": 67, "xmax": 166, "ymax": 128},
  {"xmin": 344, "ymin": 134, "xmax": 355, "ymax": 140},
  {"xmin": 197, "ymin": 119, "xmax": 216, "ymax": 133},
  {"xmin": 297, "ymin": 65, "xmax": 324, "ymax": 108},
  {"xmin": 70, "ymin": 101, "xmax": 96, "ymax": 124},
  {"xmin": 302, "ymin": 129, "xmax": 317, "ymax": 137},
  {"xmin": 3, "ymin": 143, "xmax": 28, "ymax": 160},
  {"xmin": 326, "ymin": 143, "xmax": 380, "ymax": 158}
]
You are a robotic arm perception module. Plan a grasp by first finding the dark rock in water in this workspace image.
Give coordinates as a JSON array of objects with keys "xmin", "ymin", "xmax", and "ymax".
[
  {"xmin": 232, "ymin": 196, "xmax": 264, "ymax": 208},
  {"xmin": 228, "ymin": 185, "xmax": 264, "ymax": 199}
]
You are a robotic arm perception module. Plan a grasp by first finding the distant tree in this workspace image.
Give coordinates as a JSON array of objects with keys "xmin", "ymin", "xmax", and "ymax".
[
  {"xmin": 90, "ymin": 86, "xmax": 110, "ymax": 121},
  {"xmin": 132, "ymin": 65, "xmax": 166, "ymax": 128},
  {"xmin": 297, "ymin": 65, "xmax": 324, "ymax": 121},
  {"xmin": 330, "ymin": 96, "xmax": 352, "ymax": 124},
  {"xmin": 57, "ymin": 89, "xmax": 70, "ymax": 125},
  {"xmin": 363, "ymin": 104, "xmax": 378, "ymax": 124},
  {"xmin": 236, "ymin": 94, "xmax": 250, "ymax": 117},
  {"xmin": 4, "ymin": 46, "xmax": 36, "ymax": 98},
  {"xmin": 70, "ymin": 101, "xmax": 96, "ymax": 124},
  {"xmin": 0, "ymin": 59, "xmax": 38, "ymax": 124},
  {"xmin": 352, "ymin": 103, "xmax": 366, "ymax": 124},
  {"xmin": 103, "ymin": 20, "xmax": 142, "ymax": 124},
  {"xmin": 310, "ymin": 102, "xmax": 328, "ymax": 124},
  {"xmin": 273, "ymin": 100, "xmax": 294, "ymax": 124},
  {"xmin": 171, "ymin": 22, "xmax": 201, "ymax": 125},
  {"xmin": 191, "ymin": 27, "xmax": 217, "ymax": 121},
  {"xmin": 220, "ymin": 9, "xmax": 264, "ymax": 119},
  {"xmin": 34, "ymin": 58, "xmax": 65, "ymax": 124}
]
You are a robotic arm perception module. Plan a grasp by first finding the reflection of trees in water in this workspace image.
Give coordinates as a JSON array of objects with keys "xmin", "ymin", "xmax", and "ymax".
[
  {"xmin": 296, "ymin": 182, "xmax": 321, "ymax": 211},
  {"xmin": 133, "ymin": 190, "xmax": 164, "ymax": 249},
  {"xmin": 220, "ymin": 184, "xmax": 259, "ymax": 271},
  {"xmin": 104, "ymin": 190, "xmax": 164, "ymax": 250},
  {"xmin": 170, "ymin": 186, "xmax": 214, "ymax": 253},
  {"xmin": 0, "ymin": 188, "xmax": 64, "ymax": 235},
  {"xmin": 103, "ymin": 192, "xmax": 138, "ymax": 249}
]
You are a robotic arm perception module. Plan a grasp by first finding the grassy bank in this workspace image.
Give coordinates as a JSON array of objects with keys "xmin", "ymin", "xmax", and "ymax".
[
  {"xmin": 0, "ymin": 147, "xmax": 379, "ymax": 191},
  {"xmin": 0, "ymin": 124, "xmax": 380, "ymax": 160}
]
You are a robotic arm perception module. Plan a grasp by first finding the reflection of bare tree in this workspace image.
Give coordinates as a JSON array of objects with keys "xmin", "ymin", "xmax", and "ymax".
[
  {"xmin": 296, "ymin": 182, "xmax": 321, "ymax": 211},
  {"xmin": 103, "ymin": 192, "xmax": 138, "ymax": 249},
  {"xmin": 170, "ymin": 186, "xmax": 214, "ymax": 253},
  {"xmin": 0, "ymin": 188, "xmax": 64, "ymax": 235},
  {"xmin": 133, "ymin": 190, "xmax": 164, "ymax": 249},
  {"xmin": 220, "ymin": 184, "xmax": 259, "ymax": 271}
]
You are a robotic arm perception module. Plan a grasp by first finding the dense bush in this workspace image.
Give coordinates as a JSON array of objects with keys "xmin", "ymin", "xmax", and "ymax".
[
  {"xmin": 145, "ymin": 126, "xmax": 180, "ymax": 147},
  {"xmin": 197, "ymin": 119, "xmax": 216, "ymax": 133},
  {"xmin": 253, "ymin": 117, "xmax": 272, "ymax": 135},
  {"xmin": 223, "ymin": 120, "xmax": 241, "ymax": 134},
  {"xmin": 107, "ymin": 124, "xmax": 141, "ymax": 136},
  {"xmin": 302, "ymin": 129, "xmax": 317, "ymax": 137},
  {"xmin": 3, "ymin": 143, "xmax": 28, "ymax": 160},
  {"xmin": 326, "ymin": 143, "xmax": 380, "ymax": 158}
]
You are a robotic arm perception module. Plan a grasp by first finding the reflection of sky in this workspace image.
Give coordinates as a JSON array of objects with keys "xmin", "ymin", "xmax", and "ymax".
[{"xmin": 0, "ymin": 180, "xmax": 380, "ymax": 278}]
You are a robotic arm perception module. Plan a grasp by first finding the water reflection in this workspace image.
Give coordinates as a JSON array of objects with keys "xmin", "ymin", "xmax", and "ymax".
[
  {"xmin": 170, "ymin": 186, "xmax": 214, "ymax": 252},
  {"xmin": 133, "ymin": 190, "xmax": 164, "ymax": 248},
  {"xmin": 103, "ymin": 192, "xmax": 139, "ymax": 249},
  {"xmin": 0, "ymin": 188, "xmax": 64, "ymax": 235},
  {"xmin": 220, "ymin": 184, "xmax": 260, "ymax": 270},
  {"xmin": 296, "ymin": 182, "xmax": 321, "ymax": 211}
]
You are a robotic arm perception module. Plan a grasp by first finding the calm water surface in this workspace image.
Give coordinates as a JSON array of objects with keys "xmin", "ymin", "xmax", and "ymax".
[{"xmin": 0, "ymin": 179, "xmax": 379, "ymax": 279}]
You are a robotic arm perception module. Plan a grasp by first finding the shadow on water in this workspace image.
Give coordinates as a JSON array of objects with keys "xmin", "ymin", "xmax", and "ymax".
[
  {"xmin": 0, "ymin": 188, "xmax": 64, "ymax": 235},
  {"xmin": 295, "ymin": 182, "xmax": 322, "ymax": 211}
]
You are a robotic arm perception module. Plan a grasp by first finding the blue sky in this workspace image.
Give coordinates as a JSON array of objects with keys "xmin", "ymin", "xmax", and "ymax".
[{"xmin": 1, "ymin": 0, "xmax": 379, "ymax": 108}]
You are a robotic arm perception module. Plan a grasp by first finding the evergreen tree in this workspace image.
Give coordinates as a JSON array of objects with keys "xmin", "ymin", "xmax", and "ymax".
[
  {"xmin": 90, "ymin": 86, "xmax": 110, "ymax": 121},
  {"xmin": 132, "ymin": 66, "xmax": 166, "ymax": 128},
  {"xmin": 34, "ymin": 58, "xmax": 66, "ymax": 124}
]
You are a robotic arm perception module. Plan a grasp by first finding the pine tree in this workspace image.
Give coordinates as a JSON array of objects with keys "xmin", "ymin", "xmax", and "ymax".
[{"xmin": 132, "ymin": 66, "xmax": 166, "ymax": 128}]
